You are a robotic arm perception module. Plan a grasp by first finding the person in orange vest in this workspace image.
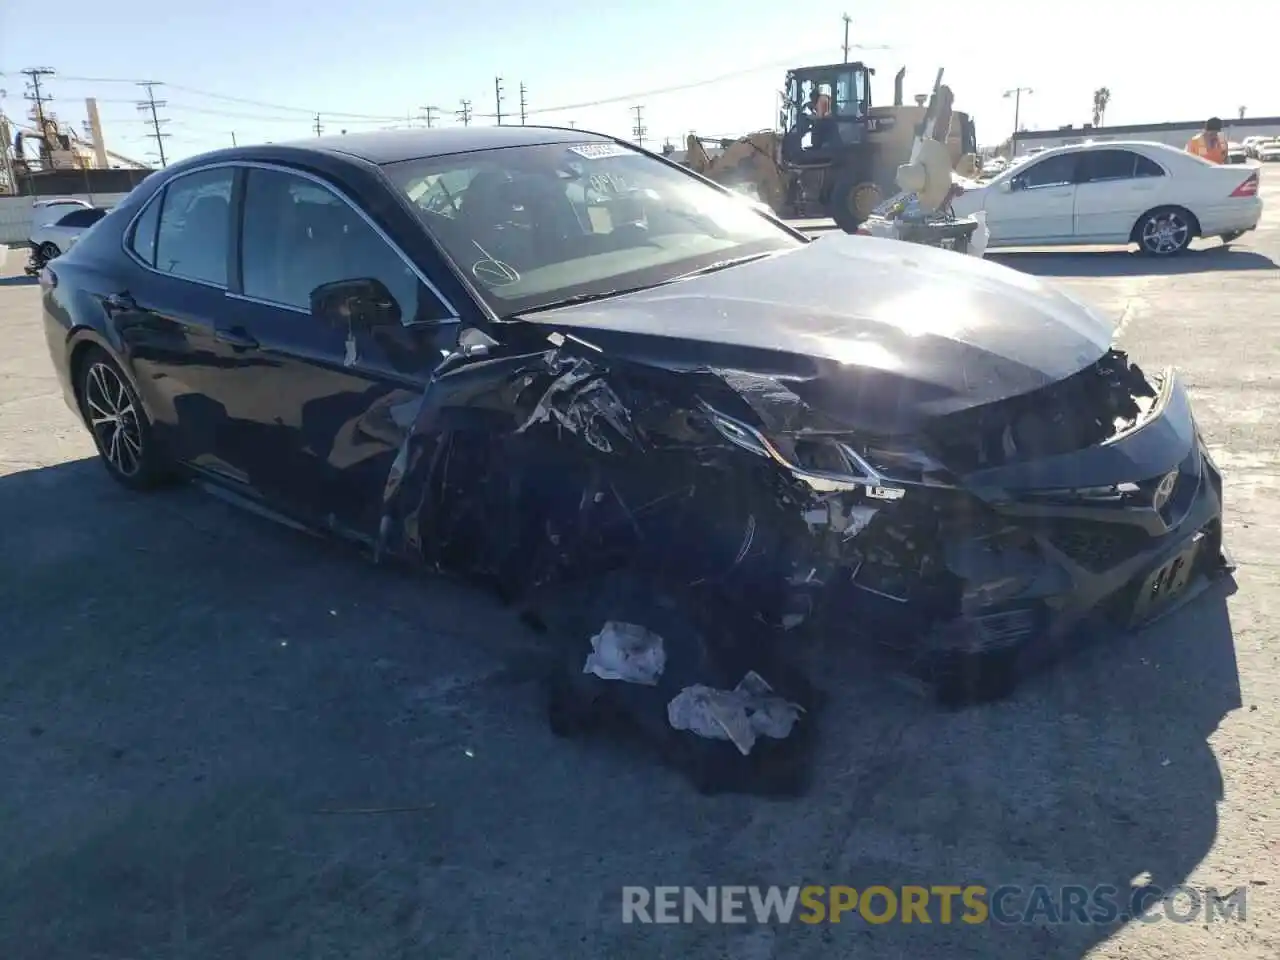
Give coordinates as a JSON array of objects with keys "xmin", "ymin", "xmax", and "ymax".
[{"xmin": 1186, "ymin": 117, "xmax": 1228, "ymax": 163}]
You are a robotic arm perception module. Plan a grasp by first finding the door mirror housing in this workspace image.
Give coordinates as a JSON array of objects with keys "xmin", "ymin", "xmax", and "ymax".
[
  {"xmin": 309, "ymin": 277, "xmax": 401, "ymax": 330},
  {"xmin": 998, "ymin": 179, "xmax": 1014, "ymax": 193},
  {"xmin": 456, "ymin": 326, "xmax": 497, "ymax": 359}
]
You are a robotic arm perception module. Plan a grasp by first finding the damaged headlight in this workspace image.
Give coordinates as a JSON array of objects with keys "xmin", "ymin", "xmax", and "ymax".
[
  {"xmin": 705, "ymin": 408, "xmax": 773, "ymax": 459},
  {"xmin": 703, "ymin": 404, "xmax": 911, "ymax": 500}
]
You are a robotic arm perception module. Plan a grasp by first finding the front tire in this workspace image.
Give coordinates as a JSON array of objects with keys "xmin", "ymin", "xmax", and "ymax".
[
  {"xmin": 76, "ymin": 348, "xmax": 171, "ymax": 490},
  {"xmin": 1134, "ymin": 206, "xmax": 1194, "ymax": 257},
  {"xmin": 829, "ymin": 177, "xmax": 884, "ymax": 233}
]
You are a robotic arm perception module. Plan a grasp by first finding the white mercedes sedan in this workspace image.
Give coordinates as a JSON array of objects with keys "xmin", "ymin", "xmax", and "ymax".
[{"xmin": 950, "ymin": 141, "xmax": 1262, "ymax": 256}]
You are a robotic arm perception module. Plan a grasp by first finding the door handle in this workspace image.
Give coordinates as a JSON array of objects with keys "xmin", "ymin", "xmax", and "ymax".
[
  {"xmin": 214, "ymin": 326, "xmax": 259, "ymax": 350},
  {"xmin": 103, "ymin": 292, "xmax": 137, "ymax": 312}
]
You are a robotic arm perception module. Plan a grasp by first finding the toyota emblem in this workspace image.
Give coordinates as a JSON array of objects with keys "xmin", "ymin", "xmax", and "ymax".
[{"xmin": 1152, "ymin": 470, "xmax": 1178, "ymax": 512}]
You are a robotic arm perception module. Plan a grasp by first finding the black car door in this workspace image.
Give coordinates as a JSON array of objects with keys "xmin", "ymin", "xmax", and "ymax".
[
  {"xmin": 114, "ymin": 165, "xmax": 241, "ymax": 468},
  {"xmin": 203, "ymin": 162, "xmax": 462, "ymax": 539}
]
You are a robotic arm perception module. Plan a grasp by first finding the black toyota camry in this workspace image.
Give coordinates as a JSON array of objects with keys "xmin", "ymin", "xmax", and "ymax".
[{"xmin": 39, "ymin": 124, "xmax": 1228, "ymax": 720}]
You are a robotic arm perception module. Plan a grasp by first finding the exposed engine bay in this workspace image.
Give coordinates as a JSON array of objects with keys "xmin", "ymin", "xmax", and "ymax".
[{"xmin": 373, "ymin": 331, "xmax": 1229, "ymax": 794}]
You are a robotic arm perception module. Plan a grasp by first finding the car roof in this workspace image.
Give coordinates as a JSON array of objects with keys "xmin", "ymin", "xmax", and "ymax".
[
  {"xmin": 1027, "ymin": 140, "xmax": 1188, "ymax": 160},
  {"xmin": 272, "ymin": 125, "xmax": 613, "ymax": 165}
]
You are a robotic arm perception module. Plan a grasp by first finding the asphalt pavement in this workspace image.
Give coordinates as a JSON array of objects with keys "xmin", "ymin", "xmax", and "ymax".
[{"xmin": 1, "ymin": 189, "xmax": 1277, "ymax": 960}]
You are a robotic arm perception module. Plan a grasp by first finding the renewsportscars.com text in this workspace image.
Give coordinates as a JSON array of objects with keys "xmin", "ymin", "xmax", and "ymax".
[{"xmin": 621, "ymin": 884, "xmax": 1248, "ymax": 926}]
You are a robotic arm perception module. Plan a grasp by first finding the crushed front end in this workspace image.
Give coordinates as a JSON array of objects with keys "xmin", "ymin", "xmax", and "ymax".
[
  {"xmin": 384, "ymin": 334, "xmax": 1228, "ymax": 790},
  {"xmin": 696, "ymin": 348, "xmax": 1229, "ymax": 701}
]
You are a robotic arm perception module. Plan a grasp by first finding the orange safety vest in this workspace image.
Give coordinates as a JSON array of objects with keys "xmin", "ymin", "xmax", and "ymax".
[{"xmin": 1187, "ymin": 132, "xmax": 1227, "ymax": 164}]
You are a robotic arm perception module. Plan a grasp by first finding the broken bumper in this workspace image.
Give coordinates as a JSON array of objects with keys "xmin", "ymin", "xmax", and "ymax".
[{"xmin": 889, "ymin": 369, "xmax": 1226, "ymax": 662}]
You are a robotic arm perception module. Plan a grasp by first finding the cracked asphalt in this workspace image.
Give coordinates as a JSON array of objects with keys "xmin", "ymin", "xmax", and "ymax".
[{"xmin": 1, "ymin": 180, "xmax": 1277, "ymax": 959}]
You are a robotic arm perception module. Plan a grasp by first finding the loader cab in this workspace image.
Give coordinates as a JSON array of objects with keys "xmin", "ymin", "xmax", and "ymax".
[{"xmin": 779, "ymin": 62, "xmax": 874, "ymax": 167}]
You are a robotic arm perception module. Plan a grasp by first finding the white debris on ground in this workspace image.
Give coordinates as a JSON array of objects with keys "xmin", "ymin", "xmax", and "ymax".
[
  {"xmin": 582, "ymin": 621, "xmax": 667, "ymax": 685},
  {"xmin": 667, "ymin": 671, "xmax": 804, "ymax": 755}
]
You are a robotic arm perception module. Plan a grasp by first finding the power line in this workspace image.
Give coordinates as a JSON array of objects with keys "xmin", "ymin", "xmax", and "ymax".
[
  {"xmin": 631, "ymin": 105, "xmax": 647, "ymax": 147},
  {"xmin": 471, "ymin": 48, "xmax": 862, "ymax": 118},
  {"xmin": 13, "ymin": 47, "xmax": 877, "ymax": 131},
  {"xmin": 494, "ymin": 77, "xmax": 504, "ymax": 126},
  {"xmin": 519, "ymin": 83, "xmax": 528, "ymax": 125},
  {"xmin": 456, "ymin": 99, "xmax": 472, "ymax": 126},
  {"xmin": 136, "ymin": 81, "xmax": 170, "ymax": 167}
]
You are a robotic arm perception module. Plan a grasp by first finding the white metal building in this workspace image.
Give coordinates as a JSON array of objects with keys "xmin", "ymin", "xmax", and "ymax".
[{"xmin": 1011, "ymin": 116, "xmax": 1280, "ymax": 156}]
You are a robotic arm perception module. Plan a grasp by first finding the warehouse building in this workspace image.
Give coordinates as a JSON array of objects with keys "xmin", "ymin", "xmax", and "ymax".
[{"xmin": 1011, "ymin": 116, "xmax": 1280, "ymax": 155}]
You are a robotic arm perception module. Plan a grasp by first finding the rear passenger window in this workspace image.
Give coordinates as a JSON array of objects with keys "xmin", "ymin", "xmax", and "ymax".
[
  {"xmin": 56, "ymin": 207, "xmax": 108, "ymax": 228},
  {"xmin": 1080, "ymin": 150, "xmax": 1138, "ymax": 183},
  {"xmin": 128, "ymin": 195, "xmax": 162, "ymax": 267},
  {"xmin": 1134, "ymin": 155, "xmax": 1164, "ymax": 178},
  {"xmin": 153, "ymin": 168, "xmax": 234, "ymax": 286}
]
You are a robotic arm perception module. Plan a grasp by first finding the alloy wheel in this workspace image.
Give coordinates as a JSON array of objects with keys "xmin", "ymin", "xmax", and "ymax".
[
  {"xmin": 853, "ymin": 182, "xmax": 883, "ymax": 220},
  {"xmin": 84, "ymin": 362, "xmax": 144, "ymax": 477},
  {"xmin": 1140, "ymin": 212, "xmax": 1189, "ymax": 255}
]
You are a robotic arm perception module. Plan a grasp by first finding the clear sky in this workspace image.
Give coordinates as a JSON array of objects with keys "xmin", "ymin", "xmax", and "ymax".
[{"xmin": 2, "ymin": 1, "xmax": 1274, "ymax": 165}]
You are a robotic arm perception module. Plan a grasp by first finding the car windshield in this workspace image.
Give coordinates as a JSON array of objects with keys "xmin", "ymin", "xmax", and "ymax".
[{"xmin": 382, "ymin": 140, "xmax": 803, "ymax": 316}]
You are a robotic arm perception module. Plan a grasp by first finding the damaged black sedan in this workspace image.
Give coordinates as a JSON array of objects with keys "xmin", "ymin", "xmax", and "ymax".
[{"xmin": 40, "ymin": 126, "xmax": 1229, "ymax": 789}]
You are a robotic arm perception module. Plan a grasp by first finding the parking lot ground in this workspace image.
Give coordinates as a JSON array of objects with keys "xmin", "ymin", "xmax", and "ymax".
[{"xmin": 1, "ymin": 186, "xmax": 1278, "ymax": 960}]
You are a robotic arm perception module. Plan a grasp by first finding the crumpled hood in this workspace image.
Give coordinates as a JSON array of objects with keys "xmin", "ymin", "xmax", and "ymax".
[{"xmin": 524, "ymin": 234, "xmax": 1114, "ymax": 431}]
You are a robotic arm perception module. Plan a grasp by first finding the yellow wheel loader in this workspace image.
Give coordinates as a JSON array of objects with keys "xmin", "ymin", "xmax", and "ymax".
[{"xmin": 678, "ymin": 63, "xmax": 980, "ymax": 233}]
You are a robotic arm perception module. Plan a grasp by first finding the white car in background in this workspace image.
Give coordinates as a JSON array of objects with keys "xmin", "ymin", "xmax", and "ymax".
[
  {"xmin": 1227, "ymin": 141, "xmax": 1248, "ymax": 163},
  {"xmin": 1256, "ymin": 139, "xmax": 1280, "ymax": 162},
  {"xmin": 949, "ymin": 140, "xmax": 1262, "ymax": 255},
  {"xmin": 26, "ymin": 199, "xmax": 110, "ymax": 273}
]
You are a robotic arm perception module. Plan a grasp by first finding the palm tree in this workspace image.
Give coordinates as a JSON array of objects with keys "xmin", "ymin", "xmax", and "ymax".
[{"xmin": 1092, "ymin": 87, "xmax": 1111, "ymax": 127}]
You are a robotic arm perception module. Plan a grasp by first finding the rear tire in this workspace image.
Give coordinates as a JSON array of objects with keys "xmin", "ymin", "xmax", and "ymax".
[
  {"xmin": 75, "ymin": 347, "xmax": 172, "ymax": 491},
  {"xmin": 1133, "ymin": 206, "xmax": 1195, "ymax": 257},
  {"xmin": 39, "ymin": 242, "xmax": 61, "ymax": 262}
]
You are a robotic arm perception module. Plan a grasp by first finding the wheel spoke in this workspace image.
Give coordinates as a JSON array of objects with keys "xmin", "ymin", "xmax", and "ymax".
[{"xmin": 106, "ymin": 427, "xmax": 122, "ymax": 468}]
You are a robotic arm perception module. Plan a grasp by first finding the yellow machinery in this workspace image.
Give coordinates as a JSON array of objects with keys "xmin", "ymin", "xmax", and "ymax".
[{"xmin": 680, "ymin": 65, "xmax": 979, "ymax": 232}]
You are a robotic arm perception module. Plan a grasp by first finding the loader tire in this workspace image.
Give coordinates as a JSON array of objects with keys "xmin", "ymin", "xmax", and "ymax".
[{"xmin": 830, "ymin": 178, "xmax": 883, "ymax": 233}]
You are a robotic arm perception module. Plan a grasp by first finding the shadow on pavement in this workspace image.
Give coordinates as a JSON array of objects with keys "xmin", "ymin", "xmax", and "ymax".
[
  {"xmin": 991, "ymin": 246, "xmax": 1277, "ymax": 277},
  {"xmin": 0, "ymin": 275, "xmax": 37, "ymax": 287},
  {"xmin": 0, "ymin": 457, "xmax": 1245, "ymax": 959}
]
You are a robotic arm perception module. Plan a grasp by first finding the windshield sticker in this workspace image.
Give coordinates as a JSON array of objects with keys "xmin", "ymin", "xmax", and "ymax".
[{"xmin": 567, "ymin": 143, "xmax": 631, "ymax": 160}]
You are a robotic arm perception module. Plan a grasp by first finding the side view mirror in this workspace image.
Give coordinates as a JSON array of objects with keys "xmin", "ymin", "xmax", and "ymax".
[
  {"xmin": 309, "ymin": 277, "xmax": 400, "ymax": 330},
  {"xmin": 998, "ymin": 179, "xmax": 1014, "ymax": 193},
  {"xmin": 457, "ymin": 326, "xmax": 497, "ymax": 359}
]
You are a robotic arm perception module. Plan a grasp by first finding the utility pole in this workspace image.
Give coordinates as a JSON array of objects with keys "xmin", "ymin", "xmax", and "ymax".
[
  {"xmin": 494, "ymin": 77, "xmax": 505, "ymax": 126},
  {"xmin": 631, "ymin": 105, "xmax": 647, "ymax": 147},
  {"xmin": 457, "ymin": 99, "xmax": 473, "ymax": 126},
  {"xmin": 231, "ymin": 131, "xmax": 238, "ymax": 146},
  {"xmin": 1002, "ymin": 86, "xmax": 1033, "ymax": 156},
  {"xmin": 313, "ymin": 113, "xmax": 324, "ymax": 136},
  {"xmin": 842, "ymin": 13, "xmax": 852, "ymax": 63},
  {"xmin": 519, "ymin": 83, "xmax": 528, "ymax": 125},
  {"xmin": 420, "ymin": 105, "xmax": 439, "ymax": 128},
  {"xmin": 136, "ymin": 81, "xmax": 170, "ymax": 168},
  {"xmin": 21, "ymin": 68, "xmax": 56, "ymax": 167}
]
